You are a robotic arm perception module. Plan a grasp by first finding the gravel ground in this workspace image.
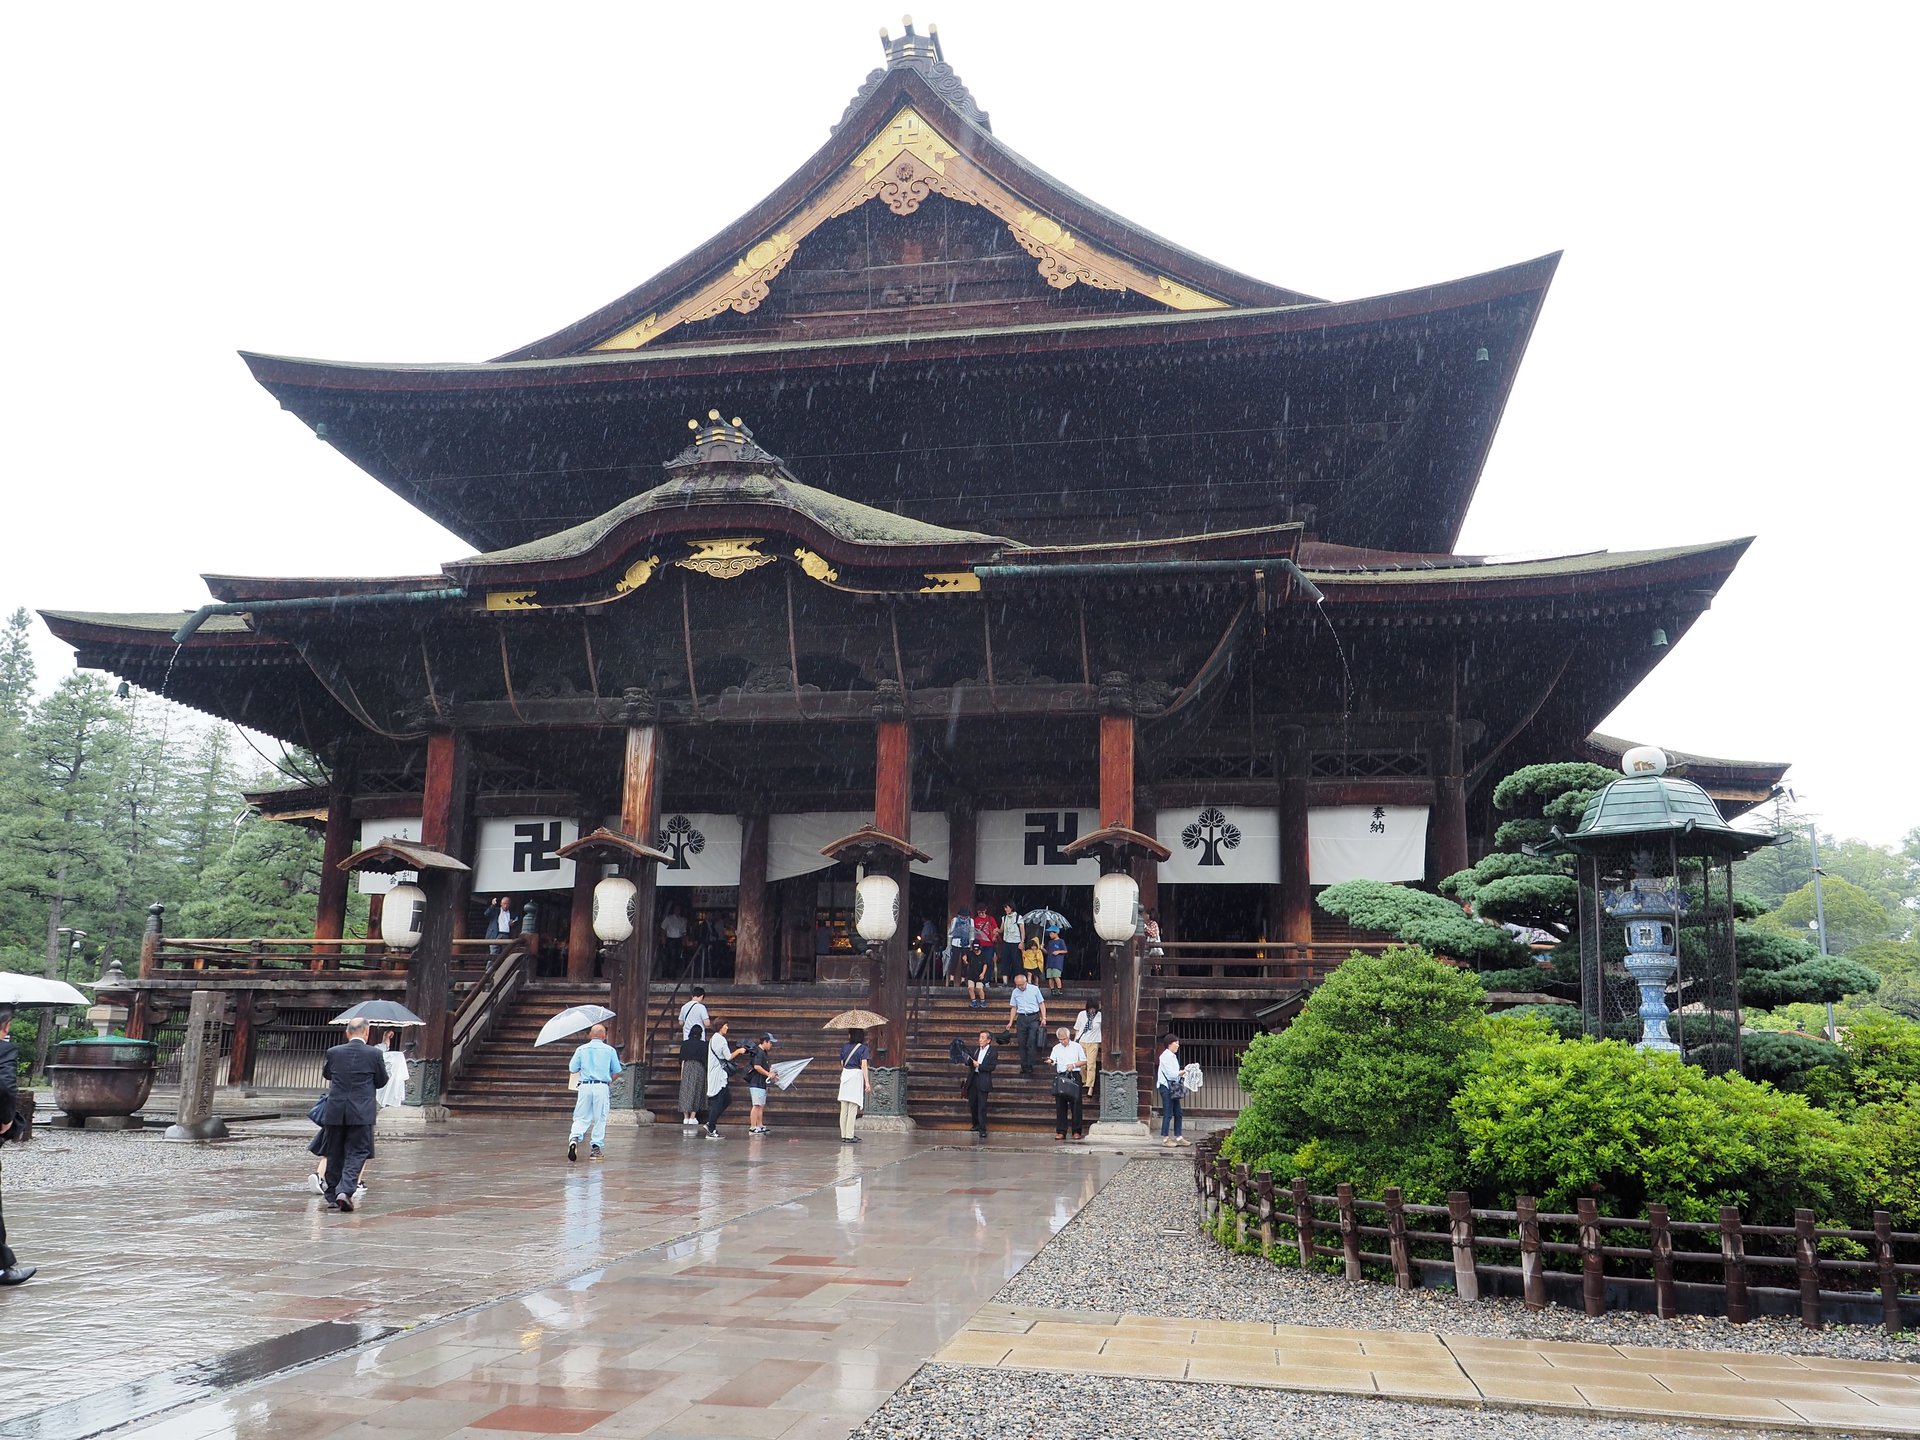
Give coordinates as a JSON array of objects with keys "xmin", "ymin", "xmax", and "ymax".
[
  {"xmin": 995, "ymin": 1154, "xmax": 1920, "ymax": 1364},
  {"xmin": 850, "ymin": 1364, "xmax": 1793, "ymax": 1440},
  {"xmin": 1, "ymin": 1122, "xmax": 363, "ymax": 1193}
]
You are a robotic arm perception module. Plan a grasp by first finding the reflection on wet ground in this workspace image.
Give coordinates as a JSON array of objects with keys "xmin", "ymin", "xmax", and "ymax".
[{"xmin": 0, "ymin": 1121, "xmax": 1123, "ymax": 1438}]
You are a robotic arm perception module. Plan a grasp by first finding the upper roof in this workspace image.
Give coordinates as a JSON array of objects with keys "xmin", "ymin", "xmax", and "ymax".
[{"xmin": 238, "ymin": 27, "xmax": 1558, "ymax": 557}]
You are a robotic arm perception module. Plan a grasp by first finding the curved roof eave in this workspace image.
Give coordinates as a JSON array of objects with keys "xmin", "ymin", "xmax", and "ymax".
[{"xmin": 239, "ymin": 250, "xmax": 1561, "ymax": 397}]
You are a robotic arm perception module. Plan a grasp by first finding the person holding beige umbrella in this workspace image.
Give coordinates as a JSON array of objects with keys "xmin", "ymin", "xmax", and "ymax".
[{"xmin": 824, "ymin": 1008, "xmax": 884, "ymax": 1145}]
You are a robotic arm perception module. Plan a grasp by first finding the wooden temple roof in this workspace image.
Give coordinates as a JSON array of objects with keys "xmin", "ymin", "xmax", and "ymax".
[{"xmin": 236, "ymin": 26, "xmax": 1557, "ymax": 558}]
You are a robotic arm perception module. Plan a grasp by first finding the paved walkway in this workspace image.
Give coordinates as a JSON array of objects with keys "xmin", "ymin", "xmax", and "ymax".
[
  {"xmin": 0, "ymin": 1122, "xmax": 1123, "ymax": 1438},
  {"xmin": 937, "ymin": 1307, "xmax": 1920, "ymax": 1434}
]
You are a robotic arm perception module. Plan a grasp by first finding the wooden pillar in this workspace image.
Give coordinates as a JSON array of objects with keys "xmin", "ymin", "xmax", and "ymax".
[
  {"xmin": 869, "ymin": 681, "xmax": 912, "ymax": 1062},
  {"xmin": 227, "ymin": 991, "xmax": 257, "ymax": 1087},
  {"xmin": 1278, "ymin": 726, "xmax": 1312, "ymax": 944},
  {"xmin": 313, "ymin": 770, "xmax": 355, "ymax": 955},
  {"xmin": 566, "ymin": 814, "xmax": 599, "ymax": 982},
  {"xmin": 610, "ymin": 722, "xmax": 663, "ymax": 1062},
  {"xmin": 733, "ymin": 811, "xmax": 771, "ymax": 985},
  {"xmin": 947, "ymin": 800, "xmax": 977, "ymax": 923},
  {"xmin": 408, "ymin": 729, "xmax": 470, "ymax": 1090},
  {"xmin": 1098, "ymin": 711, "xmax": 1135, "ymax": 830},
  {"xmin": 1430, "ymin": 715, "xmax": 1469, "ymax": 881}
]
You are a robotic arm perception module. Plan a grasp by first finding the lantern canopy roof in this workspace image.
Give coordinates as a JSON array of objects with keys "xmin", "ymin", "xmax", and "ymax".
[{"xmin": 1537, "ymin": 774, "xmax": 1775, "ymax": 861}]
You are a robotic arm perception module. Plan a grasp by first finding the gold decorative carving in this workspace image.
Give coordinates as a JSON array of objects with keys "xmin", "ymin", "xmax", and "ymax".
[
  {"xmin": 614, "ymin": 556, "xmax": 660, "ymax": 594},
  {"xmin": 589, "ymin": 105, "xmax": 1227, "ymax": 352},
  {"xmin": 919, "ymin": 570, "xmax": 981, "ymax": 593},
  {"xmin": 676, "ymin": 538, "xmax": 776, "ymax": 580},
  {"xmin": 792, "ymin": 547, "xmax": 839, "ymax": 583},
  {"xmin": 484, "ymin": 589, "xmax": 540, "ymax": 611}
]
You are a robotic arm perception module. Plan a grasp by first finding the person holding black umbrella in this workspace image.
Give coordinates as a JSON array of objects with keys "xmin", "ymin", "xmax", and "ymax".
[{"xmin": 316, "ymin": 1019, "xmax": 386, "ymax": 1211}]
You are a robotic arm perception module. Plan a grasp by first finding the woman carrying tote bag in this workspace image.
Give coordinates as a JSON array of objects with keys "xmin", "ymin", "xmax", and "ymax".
[{"xmin": 837, "ymin": 1028, "xmax": 872, "ymax": 1144}]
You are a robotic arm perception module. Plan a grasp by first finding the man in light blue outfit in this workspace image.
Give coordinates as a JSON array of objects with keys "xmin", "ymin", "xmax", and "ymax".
[{"xmin": 567, "ymin": 1023, "xmax": 622, "ymax": 1163}]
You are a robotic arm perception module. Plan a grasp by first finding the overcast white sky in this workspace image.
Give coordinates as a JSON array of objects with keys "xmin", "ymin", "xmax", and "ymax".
[{"xmin": 4, "ymin": 3, "xmax": 1914, "ymax": 844}]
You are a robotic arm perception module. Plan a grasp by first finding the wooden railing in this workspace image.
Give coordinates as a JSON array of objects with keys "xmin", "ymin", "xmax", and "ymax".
[
  {"xmin": 1148, "ymin": 940, "xmax": 1386, "ymax": 986},
  {"xmin": 142, "ymin": 935, "xmax": 499, "ymax": 978},
  {"xmin": 1194, "ymin": 1137, "xmax": 1919, "ymax": 1332},
  {"xmin": 448, "ymin": 947, "xmax": 533, "ymax": 1087}
]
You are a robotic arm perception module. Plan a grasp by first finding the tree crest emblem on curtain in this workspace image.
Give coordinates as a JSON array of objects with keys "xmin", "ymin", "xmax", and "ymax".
[
  {"xmin": 1181, "ymin": 807, "xmax": 1241, "ymax": 866},
  {"xmin": 656, "ymin": 815, "xmax": 707, "ymax": 870}
]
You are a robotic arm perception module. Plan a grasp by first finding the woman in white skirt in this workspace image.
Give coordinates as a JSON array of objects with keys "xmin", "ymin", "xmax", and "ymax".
[{"xmin": 836, "ymin": 1028, "xmax": 872, "ymax": 1144}]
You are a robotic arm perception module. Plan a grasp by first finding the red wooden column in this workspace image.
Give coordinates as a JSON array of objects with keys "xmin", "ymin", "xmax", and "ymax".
[
  {"xmin": 733, "ymin": 811, "xmax": 772, "ymax": 985},
  {"xmin": 611, "ymin": 720, "xmax": 664, "ymax": 1068},
  {"xmin": 565, "ymin": 814, "xmax": 599, "ymax": 981},
  {"xmin": 312, "ymin": 767, "xmax": 355, "ymax": 961},
  {"xmin": 1097, "ymin": 678, "xmax": 1138, "ymax": 1080},
  {"xmin": 947, "ymin": 800, "xmax": 977, "ymax": 924},
  {"xmin": 227, "ymin": 992, "xmax": 257, "ymax": 1087},
  {"xmin": 407, "ymin": 728, "xmax": 470, "ymax": 1102},
  {"xmin": 1278, "ymin": 726, "xmax": 1313, "ymax": 944},
  {"xmin": 1430, "ymin": 715, "xmax": 1470, "ymax": 881},
  {"xmin": 869, "ymin": 681, "xmax": 913, "ymax": 1061}
]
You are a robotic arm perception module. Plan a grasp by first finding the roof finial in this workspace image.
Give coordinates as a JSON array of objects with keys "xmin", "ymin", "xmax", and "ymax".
[
  {"xmin": 878, "ymin": 15, "xmax": 944, "ymax": 67},
  {"xmin": 667, "ymin": 411, "xmax": 785, "ymax": 471}
]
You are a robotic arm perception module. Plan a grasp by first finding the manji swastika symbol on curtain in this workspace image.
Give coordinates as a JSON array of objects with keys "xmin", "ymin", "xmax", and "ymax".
[
  {"xmin": 1023, "ymin": 812, "xmax": 1081, "ymax": 866},
  {"xmin": 511, "ymin": 821, "xmax": 564, "ymax": 873}
]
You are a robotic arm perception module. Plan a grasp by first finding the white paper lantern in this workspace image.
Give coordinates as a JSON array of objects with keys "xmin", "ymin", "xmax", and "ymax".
[
  {"xmin": 1621, "ymin": 745, "xmax": 1669, "ymax": 777},
  {"xmin": 1093, "ymin": 871, "xmax": 1140, "ymax": 943},
  {"xmin": 591, "ymin": 876, "xmax": 637, "ymax": 943},
  {"xmin": 381, "ymin": 883, "xmax": 427, "ymax": 949},
  {"xmin": 854, "ymin": 872, "xmax": 900, "ymax": 944}
]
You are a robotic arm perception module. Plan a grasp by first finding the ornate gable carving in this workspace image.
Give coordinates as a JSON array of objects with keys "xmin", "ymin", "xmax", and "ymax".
[{"xmin": 590, "ymin": 104, "xmax": 1226, "ymax": 352}]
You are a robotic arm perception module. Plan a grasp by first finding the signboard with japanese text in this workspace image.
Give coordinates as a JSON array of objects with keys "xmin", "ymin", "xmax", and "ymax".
[
  {"xmin": 354, "ymin": 818, "xmax": 421, "ymax": 895},
  {"xmin": 767, "ymin": 811, "xmax": 950, "ymax": 882},
  {"xmin": 1308, "ymin": 805, "xmax": 1430, "ymax": 884}
]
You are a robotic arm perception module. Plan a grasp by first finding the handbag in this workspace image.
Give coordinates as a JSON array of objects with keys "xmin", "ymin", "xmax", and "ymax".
[
  {"xmin": 1052, "ymin": 1071, "xmax": 1083, "ymax": 1099},
  {"xmin": 307, "ymin": 1097, "xmax": 327, "ymax": 1126}
]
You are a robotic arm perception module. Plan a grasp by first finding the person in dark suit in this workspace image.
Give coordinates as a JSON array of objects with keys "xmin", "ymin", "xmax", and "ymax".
[
  {"xmin": 965, "ymin": 1029, "xmax": 998, "ymax": 1138},
  {"xmin": 317, "ymin": 1019, "xmax": 386, "ymax": 1212},
  {"xmin": 0, "ymin": 1006, "xmax": 34, "ymax": 1284}
]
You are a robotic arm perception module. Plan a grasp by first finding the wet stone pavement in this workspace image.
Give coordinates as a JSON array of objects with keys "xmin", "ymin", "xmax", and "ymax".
[{"xmin": 0, "ymin": 1120, "xmax": 1124, "ymax": 1437}]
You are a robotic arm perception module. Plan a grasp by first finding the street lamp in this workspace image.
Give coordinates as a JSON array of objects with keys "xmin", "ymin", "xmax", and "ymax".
[{"xmin": 56, "ymin": 928, "xmax": 87, "ymax": 982}]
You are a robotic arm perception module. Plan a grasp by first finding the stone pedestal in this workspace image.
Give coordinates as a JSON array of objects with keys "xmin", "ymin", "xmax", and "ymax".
[
  {"xmin": 862, "ymin": 1065, "xmax": 915, "ymax": 1132},
  {"xmin": 611, "ymin": 1063, "xmax": 655, "ymax": 1123},
  {"xmin": 1087, "ymin": 1071, "xmax": 1149, "ymax": 1142},
  {"xmin": 83, "ymin": 1115, "xmax": 142, "ymax": 1132},
  {"xmin": 377, "ymin": 1105, "xmax": 448, "ymax": 1133}
]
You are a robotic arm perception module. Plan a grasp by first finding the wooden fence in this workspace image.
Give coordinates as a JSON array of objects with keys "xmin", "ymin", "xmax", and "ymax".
[{"xmin": 1193, "ymin": 1136, "xmax": 1919, "ymax": 1333}]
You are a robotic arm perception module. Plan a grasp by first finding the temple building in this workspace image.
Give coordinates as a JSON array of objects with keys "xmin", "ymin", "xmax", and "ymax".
[{"xmin": 43, "ymin": 24, "xmax": 1783, "ymax": 1130}]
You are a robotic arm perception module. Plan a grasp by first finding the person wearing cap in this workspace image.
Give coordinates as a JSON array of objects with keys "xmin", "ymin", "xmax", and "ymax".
[{"xmin": 742, "ymin": 1033, "xmax": 779, "ymax": 1134}]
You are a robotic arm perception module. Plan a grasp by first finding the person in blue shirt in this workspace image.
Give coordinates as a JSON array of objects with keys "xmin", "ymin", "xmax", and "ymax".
[
  {"xmin": 567, "ymin": 1022, "xmax": 623, "ymax": 1162},
  {"xmin": 1006, "ymin": 970, "xmax": 1048, "ymax": 1075}
]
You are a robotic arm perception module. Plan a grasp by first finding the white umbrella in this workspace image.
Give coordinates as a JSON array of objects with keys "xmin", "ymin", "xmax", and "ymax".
[
  {"xmin": 535, "ymin": 1004, "xmax": 617, "ymax": 1047},
  {"xmin": 0, "ymin": 974, "xmax": 90, "ymax": 1007},
  {"xmin": 1181, "ymin": 1061, "xmax": 1205, "ymax": 1095},
  {"xmin": 769, "ymin": 1057, "xmax": 813, "ymax": 1091}
]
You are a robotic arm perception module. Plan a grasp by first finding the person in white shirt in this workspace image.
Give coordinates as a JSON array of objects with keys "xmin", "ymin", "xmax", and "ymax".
[
  {"xmin": 1048, "ymin": 1025, "xmax": 1089, "ymax": 1141},
  {"xmin": 1156, "ymin": 1033, "xmax": 1187, "ymax": 1146},
  {"xmin": 678, "ymin": 988, "xmax": 710, "ymax": 1039},
  {"xmin": 704, "ymin": 1019, "xmax": 744, "ymax": 1139},
  {"xmin": 1071, "ymin": 999, "xmax": 1102, "ymax": 1096},
  {"xmin": 676, "ymin": 987, "xmax": 712, "ymax": 1126}
]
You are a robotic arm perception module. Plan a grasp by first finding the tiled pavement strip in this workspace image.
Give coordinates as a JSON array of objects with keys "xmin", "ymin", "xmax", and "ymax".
[
  {"xmin": 3, "ymin": 1121, "xmax": 1916, "ymax": 1438},
  {"xmin": 937, "ymin": 1308, "xmax": 1920, "ymax": 1435}
]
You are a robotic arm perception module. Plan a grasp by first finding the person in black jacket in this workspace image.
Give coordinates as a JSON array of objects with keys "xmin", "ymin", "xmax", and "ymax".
[
  {"xmin": 965, "ymin": 1030, "xmax": 998, "ymax": 1138},
  {"xmin": 317, "ymin": 1019, "xmax": 387, "ymax": 1212},
  {"xmin": 0, "ymin": 1006, "xmax": 34, "ymax": 1284}
]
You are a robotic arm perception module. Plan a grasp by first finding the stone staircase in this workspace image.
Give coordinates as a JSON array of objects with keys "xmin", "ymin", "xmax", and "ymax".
[{"xmin": 443, "ymin": 982, "xmax": 1126, "ymax": 1131}]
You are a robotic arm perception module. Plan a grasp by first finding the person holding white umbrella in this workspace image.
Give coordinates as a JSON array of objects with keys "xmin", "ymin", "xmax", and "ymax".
[
  {"xmin": 0, "ymin": 1005, "xmax": 34, "ymax": 1285},
  {"xmin": 566, "ymin": 1022, "xmax": 622, "ymax": 1162}
]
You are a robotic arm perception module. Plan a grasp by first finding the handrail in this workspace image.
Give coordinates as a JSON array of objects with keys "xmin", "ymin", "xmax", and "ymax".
[
  {"xmin": 647, "ymin": 967, "xmax": 693, "ymax": 1073},
  {"xmin": 447, "ymin": 946, "xmax": 532, "ymax": 1088}
]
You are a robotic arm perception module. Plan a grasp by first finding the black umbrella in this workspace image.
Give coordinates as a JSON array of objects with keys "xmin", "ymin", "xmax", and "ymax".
[{"xmin": 330, "ymin": 1000, "xmax": 426, "ymax": 1026}]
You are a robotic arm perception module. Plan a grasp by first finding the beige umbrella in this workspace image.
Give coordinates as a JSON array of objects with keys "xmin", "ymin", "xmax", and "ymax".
[{"xmin": 823, "ymin": 1008, "xmax": 888, "ymax": 1030}]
